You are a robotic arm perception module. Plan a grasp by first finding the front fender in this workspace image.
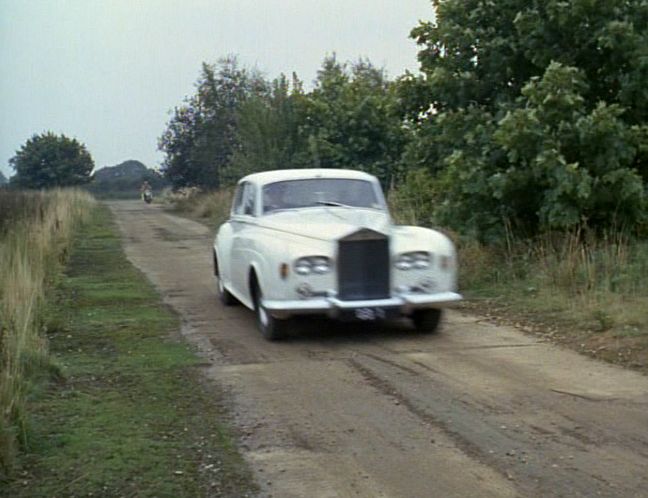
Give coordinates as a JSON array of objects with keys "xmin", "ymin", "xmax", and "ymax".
[
  {"xmin": 391, "ymin": 225, "xmax": 455, "ymax": 255},
  {"xmin": 246, "ymin": 230, "xmax": 333, "ymax": 302},
  {"xmin": 391, "ymin": 226, "xmax": 458, "ymax": 293}
]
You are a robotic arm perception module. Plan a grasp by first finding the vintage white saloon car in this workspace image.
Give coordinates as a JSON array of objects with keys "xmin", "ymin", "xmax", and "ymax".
[{"xmin": 213, "ymin": 169, "xmax": 462, "ymax": 340}]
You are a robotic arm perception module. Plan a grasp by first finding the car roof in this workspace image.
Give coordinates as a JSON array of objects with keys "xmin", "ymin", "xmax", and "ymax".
[{"xmin": 238, "ymin": 168, "xmax": 377, "ymax": 186}]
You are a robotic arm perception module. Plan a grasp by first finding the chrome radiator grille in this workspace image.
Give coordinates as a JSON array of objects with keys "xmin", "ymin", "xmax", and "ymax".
[{"xmin": 337, "ymin": 231, "xmax": 390, "ymax": 300}]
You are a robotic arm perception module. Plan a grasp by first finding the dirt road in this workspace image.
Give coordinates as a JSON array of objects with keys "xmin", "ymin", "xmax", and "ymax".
[{"xmin": 110, "ymin": 201, "xmax": 648, "ymax": 498}]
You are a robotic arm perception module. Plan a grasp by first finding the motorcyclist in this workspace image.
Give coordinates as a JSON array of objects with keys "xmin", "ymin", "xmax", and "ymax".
[{"xmin": 140, "ymin": 180, "xmax": 153, "ymax": 203}]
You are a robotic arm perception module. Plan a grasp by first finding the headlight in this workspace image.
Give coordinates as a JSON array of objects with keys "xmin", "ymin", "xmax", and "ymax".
[
  {"xmin": 294, "ymin": 256, "xmax": 332, "ymax": 275},
  {"xmin": 311, "ymin": 256, "xmax": 331, "ymax": 274},
  {"xmin": 395, "ymin": 251, "xmax": 431, "ymax": 271},
  {"xmin": 395, "ymin": 253, "xmax": 413, "ymax": 270}
]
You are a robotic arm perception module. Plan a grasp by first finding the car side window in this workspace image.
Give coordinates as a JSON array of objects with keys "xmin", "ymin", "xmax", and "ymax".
[
  {"xmin": 232, "ymin": 183, "xmax": 245, "ymax": 215},
  {"xmin": 243, "ymin": 184, "xmax": 256, "ymax": 216}
]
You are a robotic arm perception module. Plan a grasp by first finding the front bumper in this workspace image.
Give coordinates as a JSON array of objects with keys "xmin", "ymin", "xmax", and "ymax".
[{"xmin": 262, "ymin": 291, "xmax": 463, "ymax": 319}]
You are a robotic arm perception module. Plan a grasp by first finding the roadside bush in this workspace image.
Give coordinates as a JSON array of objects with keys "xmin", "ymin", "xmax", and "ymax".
[
  {"xmin": 388, "ymin": 168, "xmax": 438, "ymax": 227},
  {"xmin": 165, "ymin": 188, "xmax": 234, "ymax": 227}
]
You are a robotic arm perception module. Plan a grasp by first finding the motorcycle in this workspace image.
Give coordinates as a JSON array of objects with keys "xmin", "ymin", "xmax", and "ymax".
[{"xmin": 142, "ymin": 189, "xmax": 153, "ymax": 204}]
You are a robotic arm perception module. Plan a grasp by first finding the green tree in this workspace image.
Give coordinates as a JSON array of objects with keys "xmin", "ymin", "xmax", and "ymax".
[
  {"xmin": 10, "ymin": 132, "xmax": 94, "ymax": 189},
  {"xmin": 158, "ymin": 56, "xmax": 267, "ymax": 189},
  {"xmin": 302, "ymin": 56, "xmax": 406, "ymax": 186},
  {"xmin": 399, "ymin": 0, "xmax": 648, "ymax": 239},
  {"xmin": 228, "ymin": 73, "xmax": 309, "ymax": 180},
  {"xmin": 210, "ymin": 55, "xmax": 405, "ymax": 187}
]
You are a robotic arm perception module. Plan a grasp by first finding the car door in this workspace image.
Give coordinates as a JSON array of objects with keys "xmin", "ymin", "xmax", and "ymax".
[
  {"xmin": 216, "ymin": 183, "xmax": 245, "ymax": 290},
  {"xmin": 230, "ymin": 182, "xmax": 257, "ymax": 302}
]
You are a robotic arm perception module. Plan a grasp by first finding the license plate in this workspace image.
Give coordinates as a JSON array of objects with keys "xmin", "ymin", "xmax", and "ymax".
[
  {"xmin": 339, "ymin": 307, "xmax": 399, "ymax": 322},
  {"xmin": 353, "ymin": 307, "xmax": 389, "ymax": 321}
]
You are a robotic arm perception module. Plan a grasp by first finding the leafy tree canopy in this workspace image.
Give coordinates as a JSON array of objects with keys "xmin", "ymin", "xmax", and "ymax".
[
  {"xmin": 158, "ymin": 56, "xmax": 266, "ymax": 189},
  {"xmin": 228, "ymin": 73, "xmax": 309, "ymax": 181},
  {"xmin": 10, "ymin": 132, "xmax": 94, "ymax": 189},
  {"xmin": 398, "ymin": 0, "xmax": 648, "ymax": 239},
  {"xmin": 160, "ymin": 55, "xmax": 405, "ymax": 189},
  {"xmin": 302, "ymin": 56, "xmax": 406, "ymax": 186}
]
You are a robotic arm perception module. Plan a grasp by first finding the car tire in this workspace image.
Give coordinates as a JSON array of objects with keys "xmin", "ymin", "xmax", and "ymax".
[
  {"xmin": 252, "ymin": 278, "xmax": 289, "ymax": 341},
  {"xmin": 412, "ymin": 309, "xmax": 442, "ymax": 334},
  {"xmin": 217, "ymin": 276, "xmax": 237, "ymax": 306}
]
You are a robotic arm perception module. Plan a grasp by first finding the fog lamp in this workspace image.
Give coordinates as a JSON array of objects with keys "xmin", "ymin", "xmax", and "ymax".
[
  {"xmin": 296, "ymin": 283, "xmax": 314, "ymax": 299},
  {"xmin": 419, "ymin": 278, "xmax": 436, "ymax": 292}
]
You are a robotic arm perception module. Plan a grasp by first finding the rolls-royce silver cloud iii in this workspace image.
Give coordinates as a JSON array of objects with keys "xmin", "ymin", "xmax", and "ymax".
[{"xmin": 213, "ymin": 169, "xmax": 462, "ymax": 340}]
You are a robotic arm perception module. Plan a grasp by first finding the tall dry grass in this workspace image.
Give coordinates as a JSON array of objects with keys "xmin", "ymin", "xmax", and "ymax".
[
  {"xmin": 460, "ymin": 228, "xmax": 648, "ymax": 334},
  {"xmin": 0, "ymin": 189, "xmax": 94, "ymax": 474}
]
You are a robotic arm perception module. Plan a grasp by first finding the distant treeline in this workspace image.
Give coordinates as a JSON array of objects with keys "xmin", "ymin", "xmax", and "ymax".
[
  {"xmin": 159, "ymin": 0, "xmax": 648, "ymax": 240},
  {"xmin": 84, "ymin": 160, "xmax": 168, "ymax": 199}
]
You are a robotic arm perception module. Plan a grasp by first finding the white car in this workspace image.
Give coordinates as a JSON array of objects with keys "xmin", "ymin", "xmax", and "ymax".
[{"xmin": 213, "ymin": 169, "xmax": 462, "ymax": 340}]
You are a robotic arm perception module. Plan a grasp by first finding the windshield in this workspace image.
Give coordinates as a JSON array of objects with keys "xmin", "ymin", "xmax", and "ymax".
[{"xmin": 262, "ymin": 178, "xmax": 382, "ymax": 214}]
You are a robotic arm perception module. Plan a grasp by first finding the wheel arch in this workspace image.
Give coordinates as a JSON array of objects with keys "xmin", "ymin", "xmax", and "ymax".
[
  {"xmin": 248, "ymin": 263, "xmax": 261, "ymax": 307},
  {"xmin": 213, "ymin": 249, "xmax": 219, "ymax": 277}
]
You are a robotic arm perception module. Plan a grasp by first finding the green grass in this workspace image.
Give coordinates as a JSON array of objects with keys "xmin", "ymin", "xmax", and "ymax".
[{"xmin": 0, "ymin": 205, "xmax": 256, "ymax": 497}]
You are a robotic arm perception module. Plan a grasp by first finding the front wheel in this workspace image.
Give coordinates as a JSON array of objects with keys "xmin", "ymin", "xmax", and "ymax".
[
  {"xmin": 411, "ymin": 309, "xmax": 442, "ymax": 334},
  {"xmin": 252, "ymin": 279, "xmax": 290, "ymax": 341}
]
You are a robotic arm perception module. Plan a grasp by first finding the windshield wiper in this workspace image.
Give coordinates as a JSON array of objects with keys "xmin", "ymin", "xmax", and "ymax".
[{"xmin": 315, "ymin": 200, "xmax": 352, "ymax": 208}]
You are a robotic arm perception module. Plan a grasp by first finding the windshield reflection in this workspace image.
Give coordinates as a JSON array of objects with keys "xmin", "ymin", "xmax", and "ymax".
[{"xmin": 262, "ymin": 178, "xmax": 382, "ymax": 214}]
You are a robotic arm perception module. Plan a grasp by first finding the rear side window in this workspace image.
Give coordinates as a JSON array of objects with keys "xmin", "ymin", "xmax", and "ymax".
[
  {"xmin": 243, "ymin": 184, "xmax": 256, "ymax": 216},
  {"xmin": 232, "ymin": 182, "xmax": 256, "ymax": 216},
  {"xmin": 232, "ymin": 183, "xmax": 245, "ymax": 215}
]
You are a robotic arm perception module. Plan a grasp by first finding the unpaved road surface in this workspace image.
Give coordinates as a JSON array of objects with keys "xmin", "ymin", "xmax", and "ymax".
[{"xmin": 110, "ymin": 201, "xmax": 648, "ymax": 498}]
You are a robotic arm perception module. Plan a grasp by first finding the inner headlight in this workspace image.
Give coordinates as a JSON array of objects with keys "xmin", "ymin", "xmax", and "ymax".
[
  {"xmin": 412, "ymin": 252, "xmax": 431, "ymax": 269},
  {"xmin": 294, "ymin": 256, "xmax": 331, "ymax": 275},
  {"xmin": 310, "ymin": 256, "xmax": 331, "ymax": 274},
  {"xmin": 395, "ymin": 253, "xmax": 413, "ymax": 270},
  {"xmin": 294, "ymin": 259, "xmax": 312, "ymax": 275},
  {"xmin": 395, "ymin": 251, "xmax": 431, "ymax": 270}
]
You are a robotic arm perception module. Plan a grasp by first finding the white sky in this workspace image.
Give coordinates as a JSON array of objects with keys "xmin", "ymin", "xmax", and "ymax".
[{"xmin": 0, "ymin": 0, "xmax": 434, "ymax": 177}]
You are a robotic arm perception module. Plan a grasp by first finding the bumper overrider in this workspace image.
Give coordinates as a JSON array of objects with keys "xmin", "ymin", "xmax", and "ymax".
[{"xmin": 262, "ymin": 291, "xmax": 463, "ymax": 320}]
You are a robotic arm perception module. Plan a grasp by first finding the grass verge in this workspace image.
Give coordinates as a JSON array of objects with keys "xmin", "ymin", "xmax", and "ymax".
[
  {"xmin": 459, "ymin": 233, "xmax": 648, "ymax": 372},
  {"xmin": 0, "ymin": 205, "xmax": 256, "ymax": 497}
]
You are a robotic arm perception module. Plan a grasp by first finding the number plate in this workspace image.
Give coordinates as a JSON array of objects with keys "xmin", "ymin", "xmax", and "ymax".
[
  {"xmin": 340, "ymin": 307, "xmax": 399, "ymax": 321},
  {"xmin": 355, "ymin": 307, "xmax": 384, "ymax": 320}
]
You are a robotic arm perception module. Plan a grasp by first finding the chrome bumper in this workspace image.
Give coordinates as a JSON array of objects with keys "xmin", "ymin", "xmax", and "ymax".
[{"xmin": 262, "ymin": 292, "xmax": 463, "ymax": 318}]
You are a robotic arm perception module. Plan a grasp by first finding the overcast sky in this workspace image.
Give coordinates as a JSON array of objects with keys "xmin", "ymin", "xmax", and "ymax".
[{"xmin": 0, "ymin": 0, "xmax": 434, "ymax": 178}]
